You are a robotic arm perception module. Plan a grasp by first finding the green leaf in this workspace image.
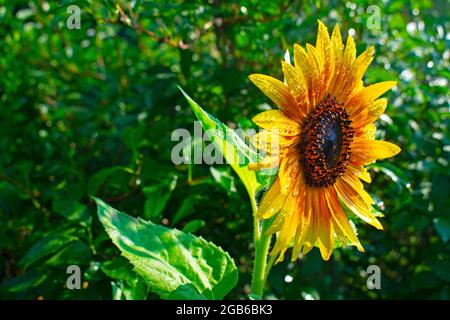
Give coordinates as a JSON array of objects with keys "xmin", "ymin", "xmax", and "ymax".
[
  {"xmin": 433, "ymin": 217, "xmax": 450, "ymax": 242},
  {"xmin": 182, "ymin": 219, "xmax": 206, "ymax": 233},
  {"xmin": 112, "ymin": 280, "xmax": 149, "ymax": 300},
  {"xmin": 121, "ymin": 126, "xmax": 148, "ymax": 151},
  {"xmin": 101, "ymin": 257, "xmax": 139, "ymax": 283},
  {"xmin": 103, "ymin": 258, "xmax": 150, "ymax": 300},
  {"xmin": 172, "ymin": 194, "xmax": 202, "ymax": 225},
  {"xmin": 180, "ymin": 49, "xmax": 193, "ymax": 80},
  {"xmin": 1, "ymin": 271, "xmax": 47, "ymax": 293},
  {"xmin": 412, "ymin": 271, "xmax": 442, "ymax": 290},
  {"xmin": 18, "ymin": 230, "xmax": 78, "ymax": 269},
  {"xmin": 179, "ymin": 87, "xmax": 262, "ymax": 200},
  {"xmin": 372, "ymin": 162, "xmax": 409, "ymax": 188},
  {"xmin": 52, "ymin": 200, "xmax": 91, "ymax": 225},
  {"xmin": 88, "ymin": 166, "xmax": 134, "ymax": 195},
  {"xmin": 45, "ymin": 240, "xmax": 92, "ymax": 267},
  {"xmin": 429, "ymin": 257, "xmax": 450, "ymax": 282},
  {"xmin": 210, "ymin": 167, "xmax": 237, "ymax": 194},
  {"xmin": 143, "ymin": 174, "xmax": 178, "ymax": 220},
  {"xmin": 248, "ymin": 293, "xmax": 262, "ymax": 300},
  {"xmin": 94, "ymin": 197, "xmax": 238, "ymax": 300}
]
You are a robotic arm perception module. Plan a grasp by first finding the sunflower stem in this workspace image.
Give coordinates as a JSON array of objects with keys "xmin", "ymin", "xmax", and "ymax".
[
  {"xmin": 251, "ymin": 218, "xmax": 272, "ymax": 298},
  {"xmin": 250, "ymin": 195, "xmax": 260, "ymax": 242},
  {"xmin": 263, "ymin": 254, "xmax": 277, "ymax": 284}
]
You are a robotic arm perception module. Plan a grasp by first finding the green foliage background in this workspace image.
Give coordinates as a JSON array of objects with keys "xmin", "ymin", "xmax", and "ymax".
[{"xmin": 0, "ymin": 0, "xmax": 449, "ymax": 299}]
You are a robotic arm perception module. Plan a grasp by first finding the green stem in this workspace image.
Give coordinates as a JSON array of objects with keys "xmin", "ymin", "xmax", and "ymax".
[
  {"xmin": 250, "ymin": 195, "xmax": 260, "ymax": 242},
  {"xmin": 263, "ymin": 254, "xmax": 277, "ymax": 285},
  {"xmin": 187, "ymin": 163, "xmax": 192, "ymax": 183},
  {"xmin": 248, "ymin": 190, "xmax": 273, "ymax": 298},
  {"xmin": 251, "ymin": 218, "xmax": 272, "ymax": 298}
]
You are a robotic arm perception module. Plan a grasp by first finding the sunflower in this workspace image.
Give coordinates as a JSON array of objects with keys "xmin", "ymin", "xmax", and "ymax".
[{"xmin": 248, "ymin": 21, "xmax": 400, "ymax": 263}]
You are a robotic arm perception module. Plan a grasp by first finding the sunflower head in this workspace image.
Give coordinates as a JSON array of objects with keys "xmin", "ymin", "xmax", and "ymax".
[{"xmin": 249, "ymin": 21, "xmax": 400, "ymax": 263}]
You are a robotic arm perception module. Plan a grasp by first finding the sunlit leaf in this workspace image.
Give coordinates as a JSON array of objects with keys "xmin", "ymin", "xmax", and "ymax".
[
  {"xmin": 179, "ymin": 87, "xmax": 263, "ymax": 200},
  {"xmin": 182, "ymin": 219, "xmax": 206, "ymax": 233},
  {"xmin": 18, "ymin": 229, "xmax": 79, "ymax": 269},
  {"xmin": 95, "ymin": 197, "xmax": 238, "ymax": 300}
]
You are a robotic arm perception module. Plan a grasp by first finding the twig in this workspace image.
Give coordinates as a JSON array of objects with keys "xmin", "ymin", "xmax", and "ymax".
[
  {"xmin": 103, "ymin": 188, "xmax": 140, "ymax": 203},
  {"xmin": 0, "ymin": 173, "xmax": 49, "ymax": 216},
  {"xmin": 115, "ymin": 4, "xmax": 189, "ymax": 50}
]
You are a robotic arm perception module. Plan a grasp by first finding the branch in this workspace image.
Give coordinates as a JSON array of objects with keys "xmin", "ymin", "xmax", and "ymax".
[
  {"xmin": 0, "ymin": 173, "xmax": 49, "ymax": 216},
  {"xmin": 115, "ymin": 4, "xmax": 189, "ymax": 50}
]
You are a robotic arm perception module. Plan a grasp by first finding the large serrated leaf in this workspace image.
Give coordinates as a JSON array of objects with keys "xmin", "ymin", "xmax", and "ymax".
[{"xmin": 94, "ymin": 198, "xmax": 238, "ymax": 300}]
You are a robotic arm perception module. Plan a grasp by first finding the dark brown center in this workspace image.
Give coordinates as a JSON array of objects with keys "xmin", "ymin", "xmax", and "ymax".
[{"xmin": 300, "ymin": 95, "xmax": 354, "ymax": 187}]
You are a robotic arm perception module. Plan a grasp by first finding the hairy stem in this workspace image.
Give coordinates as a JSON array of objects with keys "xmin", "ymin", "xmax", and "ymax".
[{"xmin": 251, "ymin": 218, "xmax": 272, "ymax": 298}]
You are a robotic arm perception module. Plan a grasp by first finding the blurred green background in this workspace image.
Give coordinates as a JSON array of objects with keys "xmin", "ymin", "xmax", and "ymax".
[{"xmin": 0, "ymin": 0, "xmax": 449, "ymax": 299}]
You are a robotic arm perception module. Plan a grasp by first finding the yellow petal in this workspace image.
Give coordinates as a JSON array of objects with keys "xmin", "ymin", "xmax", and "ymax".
[
  {"xmin": 293, "ymin": 44, "xmax": 309, "ymax": 74},
  {"xmin": 291, "ymin": 167, "xmax": 305, "ymax": 197},
  {"xmin": 342, "ymin": 35, "xmax": 357, "ymax": 72},
  {"xmin": 267, "ymin": 209, "xmax": 289, "ymax": 235},
  {"xmin": 249, "ymin": 74, "xmax": 298, "ymax": 120},
  {"xmin": 362, "ymin": 81, "xmax": 397, "ymax": 100},
  {"xmin": 342, "ymin": 46, "xmax": 375, "ymax": 105},
  {"xmin": 267, "ymin": 191, "xmax": 297, "ymax": 235},
  {"xmin": 306, "ymin": 44, "xmax": 322, "ymax": 106},
  {"xmin": 257, "ymin": 179, "xmax": 286, "ymax": 219},
  {"xmin": 328, "ymin": 24, "xmax": 344, "ymax": 95},
  {"xmin": 325, "ymin": 187, "xmax": 364, "ymax": 252},
  {"xmin": 271, "ymin": 196, "xmax": 299, "ymax": 262},
  {"xmin": 316, "ymin": 189, "xmax": 333, "ymax": 260},
  {"xmin": 293, "ymin": 44, "xmax": 315, "ymax": 113},
  {"xmin": 359, "ymin": 123, "xmax": 377, "ymax": 140},
  {"xmin": 333, "ymin": 35, "xmax": 356, "ymax": 102},
  {"xmin": 358, "ymin": 98, "xmax": 388, "ymax": 128},
  {"xmin": 347, "ymin": 164, "xmax": 372, "ymax": 183},
  {"xmin": 351, "ymin": 139, "xmax": 401, "ymax": 165},
  {"xmin": 278, "ymin": 153, "xmax": 300, "ymax": 194},
  {"xmin": 315, "ymin": 20, "xmax": 331, "ymax": 68},
  {"xmin": 248, "ymin": 155, "xmax": 280, "ymax": 170},
  {"xmin": 331, "ymin": 24, "xmax": 344, "ymax": 60},
  {"xmin": 292, "ymin": 186, "xmax": 309, "ymax": 259},
  {"xmin": 335, "ymin": 175, "xmax": 383, "ymax": 230},
  {"xmin": 346, "ymin": 81, "xmax": 397, "ymax": 120},
  {"xmin": 302, "ymin": 188, "xmax": 319, "ymax": 254},
  {"xmin": 252, "ymin": 110, "xmax": 301, "ymax": 136},
  {"xmin": 352, "ymin": 46, "xmax": 375, "ymax": 85},
  {"xmin": 332, "ymin": 218, "xmax": 347, "ymax": 247},
  {"xmin": 315, "ymin": 20, "xmax": 334, "ymax": 100},
  {"xmin": 251, "ymin": 130, "xmax": 295, "ymax": 155},
  {"xmin": 341, "ymin": 174, "xmax": 374, "ymax": 206},
  {"xmin": 281, "ymin": 61, "xmax": 309, "ymax": 118}
]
